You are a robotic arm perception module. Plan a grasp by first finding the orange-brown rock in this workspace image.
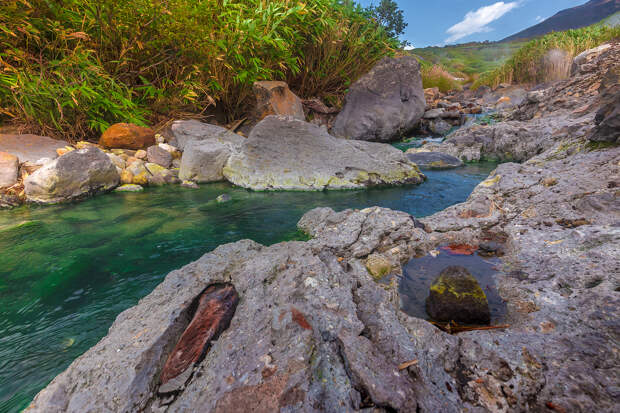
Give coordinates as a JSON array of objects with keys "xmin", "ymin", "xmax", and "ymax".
[
  {"xmin": 252, "ymin": 81, "xmax": 304, "ymax": 122},
  {"xmin": 99, "ymin": 123, "xmax": 155, "ymax": 150}
]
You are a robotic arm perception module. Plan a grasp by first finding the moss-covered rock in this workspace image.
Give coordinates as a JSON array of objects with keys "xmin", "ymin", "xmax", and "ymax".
[
  {"xmin": 425, "ymin": 266, "xmax": 490, "ymax": 325},
  {"xmin": 365, "ymin": 254, "xmax": 392, "ymax": 280}
]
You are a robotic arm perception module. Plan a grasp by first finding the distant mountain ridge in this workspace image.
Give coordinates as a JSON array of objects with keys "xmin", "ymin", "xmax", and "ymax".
[{"xmin": 502, "ymin": 0, "xmax": 620, "ymax": 42}]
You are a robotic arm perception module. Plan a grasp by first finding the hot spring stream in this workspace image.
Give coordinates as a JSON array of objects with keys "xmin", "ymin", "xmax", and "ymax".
[{"xmin": 0, "ymin": 162, "xmax": 497, "ymax": 411}]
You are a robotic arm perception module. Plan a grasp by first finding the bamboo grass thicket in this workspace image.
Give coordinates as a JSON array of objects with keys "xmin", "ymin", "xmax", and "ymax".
[{"xmin": 0, "ymin": 0, "xmax": 397, "ymax": 140}]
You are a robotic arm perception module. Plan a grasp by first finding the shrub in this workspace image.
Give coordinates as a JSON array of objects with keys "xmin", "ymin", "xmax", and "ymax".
[{"xmin": 0, "ymin": 0, "xmax": 396, "ymax": 141}]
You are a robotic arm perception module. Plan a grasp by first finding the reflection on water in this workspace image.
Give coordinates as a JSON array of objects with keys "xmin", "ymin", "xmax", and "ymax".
[
  {"xmin": 399, "ymin": 249, "xmax": 506, "ymax": 322},
  {"xmin": 0, "ymin": 163, "xmax": 497, "ymax": 412}
]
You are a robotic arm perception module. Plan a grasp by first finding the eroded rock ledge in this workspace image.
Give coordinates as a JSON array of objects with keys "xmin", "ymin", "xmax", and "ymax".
[{"xmin": 26, "ymin": 136, "xmax": 619, "ymax": 411}]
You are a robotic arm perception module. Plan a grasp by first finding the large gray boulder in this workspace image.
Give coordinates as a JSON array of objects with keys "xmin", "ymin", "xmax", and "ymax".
[
  {"xmin": 165, "ymin": 120, "xmax": 241, "ymax": 152},
  {"xmin": 332, "ymin": 56, "xmax": 425, "ymax": 142},
  {"xmin": 223, "ymin": 115, "xmax": 424, "ymax": 190},
  {"xmin": 24, "ymin": 147, "xmax": 119, "ymax": 204},
  {"xmin": 179, "ymin": 129, "xmax": 244, "ymax": 183}
]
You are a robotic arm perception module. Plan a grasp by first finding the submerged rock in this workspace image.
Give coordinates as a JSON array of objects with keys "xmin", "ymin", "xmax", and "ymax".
[
  {"xmin": 425, "ymin": 266, "xmax": 491, "ymax": 325},
  {"xmin": 114, "ymin": 184, "xmax": 143, "ymax": 192},
  {"xmin": 24, "ymin": 147, "xmax": 119, "ymax": 204},
  {"xmin": 216, "ymin": 194, "xmax": 231, "ymax": 203},
  {"xmin": 406, "ymin": 151, "xmax": 463, "ymax": 169},
  {"xmin": 99, "ymin": 123, "xmax": 155, "ymax": 150},
  {"xmin": 224, "ymin": 115, "xmax": 424, "ymax": 190},
  {"xmin": 332, "ymin": 56, "xmax": 425, "ymax": 142}
]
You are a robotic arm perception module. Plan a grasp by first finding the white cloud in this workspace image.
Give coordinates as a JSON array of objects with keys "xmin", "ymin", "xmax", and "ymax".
[
  {"xmin": 445, "ymin": 2, "xmax": 520, "ymax": 43},
  {"xmin": 404, "ymin": 45, "xmax": 415, "ymax": 50},
  {"xmin": 535, "ymin": 15, "xmax": 546, "ymax": 23}
]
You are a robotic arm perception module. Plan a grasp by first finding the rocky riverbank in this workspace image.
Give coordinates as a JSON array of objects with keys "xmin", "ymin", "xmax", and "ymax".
[{"xmin": 26, "ymin": 44, "xmax": 619, "ymax": 412}]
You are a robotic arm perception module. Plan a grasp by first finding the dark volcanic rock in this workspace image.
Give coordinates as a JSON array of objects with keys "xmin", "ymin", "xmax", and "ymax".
[
  {"xmin": 159, "ymin": 284, "xmax": 238, "ymax": 386},
  {"xmin": 332, "ymin": 56, "xmax": 425, "ymax": 142},
  {"xmin": 425, "ymin": 266, "xmax": 491, "ymax": 325},
  {"xmin": 406, "ymin": 151, "xmax": 463, "ymax": 169}
]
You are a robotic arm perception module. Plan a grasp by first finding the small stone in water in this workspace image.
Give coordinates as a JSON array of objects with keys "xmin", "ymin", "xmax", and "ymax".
[
  {"xmin": 115, "ymin": 184, "xmax": 144, "ymax": 192},
  {"xmin": 216, "ymin": 194, "xmax": 231, "ymax": 203},
  {"xmin": 181, "ymin": 180, "xmax": 199, "ymax": 189}
]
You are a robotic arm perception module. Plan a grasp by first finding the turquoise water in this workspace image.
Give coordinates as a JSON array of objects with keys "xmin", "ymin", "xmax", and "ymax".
[{"xmin": 0, "ymin": 163, "xmax": 496, "ymax": 412}]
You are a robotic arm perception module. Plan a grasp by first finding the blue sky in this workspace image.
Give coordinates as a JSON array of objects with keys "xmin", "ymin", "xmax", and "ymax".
[{"xmin": 359, "ymin": 0, "xmax": 588, "ymax": 47}]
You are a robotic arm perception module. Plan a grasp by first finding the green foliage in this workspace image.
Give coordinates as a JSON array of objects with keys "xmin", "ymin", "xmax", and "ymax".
[
  {"xmin": 473, "ymin": 24, "xmax": 620, "ymax": 89},
  {"xmin": 367, "ymin": 0, "xmax": 408, "ymax": 44},
  {"xmin": 413, "ymin": 42, "xmax": 524, "ymax": 77},
  {"xmin": 0, "ymin": 0, "xmax": 396, "ymax": 140}
]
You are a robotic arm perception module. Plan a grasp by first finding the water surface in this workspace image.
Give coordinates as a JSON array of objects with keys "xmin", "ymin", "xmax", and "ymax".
[{"xmin": 0, "ymin": 163, "xmax": 496, "ymax": 412}]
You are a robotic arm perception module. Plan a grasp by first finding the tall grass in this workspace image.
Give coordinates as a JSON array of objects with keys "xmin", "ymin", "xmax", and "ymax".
[
  {"xmin": 420, "ymin": 65, "xmax": 462, "ymax": 92},
  {"xmin": 473, "ymin": 24, "xmax": 620, "ymax": 89},
  {"xmin": 0, "ymin": 0, "xmax": 395, "ymax": 140}
]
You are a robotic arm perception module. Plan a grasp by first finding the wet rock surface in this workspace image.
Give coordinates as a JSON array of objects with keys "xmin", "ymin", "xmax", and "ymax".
[
  {"xmin": 332, "ymin": 56, "xmax": 425, "ymax": 142},
  {"xmin": 224, "ymin": 115, "xmax": 424, "ymax": 190}
]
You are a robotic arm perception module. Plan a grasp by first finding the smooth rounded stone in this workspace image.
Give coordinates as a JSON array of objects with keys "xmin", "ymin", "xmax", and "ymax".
[
  {"xmin": 158, "ymin": 143, "xmax": 181, "ymax": 158},
  {"xmin": 332, "ymin": 56, "xmax": 425, "ymax": 142},
  {"xmin": 181, "ymin": 180, "xmax": 199, "ymax": 189},
  {"xmin": 165, "ymin": 120, "xmax": 243, "ymax": 152},
  {"xmin": 120, "ymin": 169, "xmax": 134, "ymax": 184},
  {"xmin": 406, "ymin": 151, "xmax": 463, "ymax": 169},
  {"xmin": 135, "ymin": 149, "xmax": 147, "ymax": 160},
  {"xmin": 146, "ymin": 145, "xmax": 172, "ymax": 168},
  {"xmin": 251, "ymin": 80, "xmax": 305, "ymax": 121},
  {"xmin": 224, "ymin": 115, "xmax": 424, "ymax": 191},
  {"xmin": 24, "ymin": 146, "xmax": 119, "ymax": 204},
  {"xmin": 99, "ymin": 123, "xmax": 155, "ymax": 150},
  {"xmin": 0, "ymin": 151, "xmax": 19, "ymax": 187},
  {"xmin": 114, "ymin": 184, "xmax": 144, "ymax": 192},
  {"xmin": 216, "ymin": 194, "xmax": 231, "ymax": 203},
  {"xmin": 429, "ymin": 119, "xmax": 452, "ymax": 135},
  {"xmin": 425, "ymin": 266, "xmax": 490, "ymax": 325},
  {"xmin": 0, "ymin": 133, "xmax": 65, "ymax": 164}
]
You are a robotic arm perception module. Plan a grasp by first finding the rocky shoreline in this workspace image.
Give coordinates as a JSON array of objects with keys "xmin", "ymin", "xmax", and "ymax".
[{"xmin": 24, "ymin": 43, "xmax": 619, "ymax": 412}]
